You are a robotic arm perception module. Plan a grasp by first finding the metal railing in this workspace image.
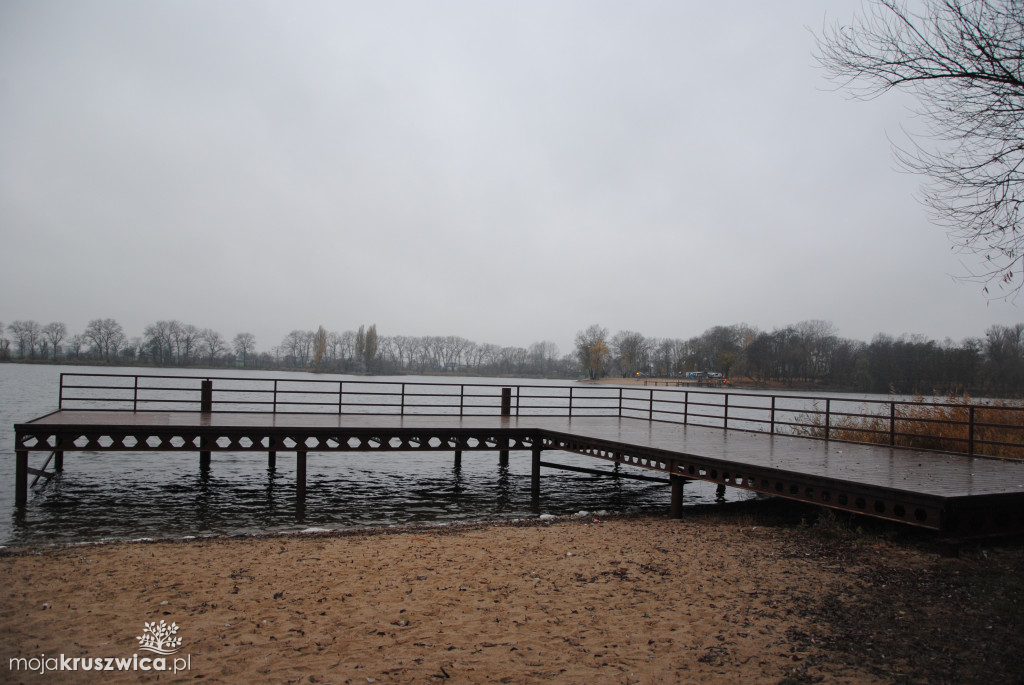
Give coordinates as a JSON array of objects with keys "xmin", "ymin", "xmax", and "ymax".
[{"xmin": 55, "ymin": 373, "xmax": 1024, "ymax": 458}]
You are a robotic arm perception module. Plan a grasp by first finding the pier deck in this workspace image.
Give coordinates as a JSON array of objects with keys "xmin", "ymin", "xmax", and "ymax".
[{"xmin": 15, "ymin": 406, "xmax": 1024, "ymax": 539}]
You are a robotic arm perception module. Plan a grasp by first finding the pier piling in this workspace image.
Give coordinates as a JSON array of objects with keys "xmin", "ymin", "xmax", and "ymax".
[
  {"xmin": 296, "ymin": 450, "xmax": 307, "ymax": 503},
  {"xmin": 670, "ymin": 474, "xmax": 685, "ymax": 518},
  {"xmin": 199, "ymin": 380, "xmax": 213, "ymax": 468}
]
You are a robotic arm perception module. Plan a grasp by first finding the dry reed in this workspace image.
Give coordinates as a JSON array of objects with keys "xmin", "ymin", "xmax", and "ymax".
[{"xmin": 793, "ymin": 395, "xmax": 1024, "ymax": 460}]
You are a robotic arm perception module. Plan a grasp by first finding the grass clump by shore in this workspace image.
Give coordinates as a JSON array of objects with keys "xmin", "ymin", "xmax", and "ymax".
[{"xmin": 794, "ymin": 394, "xmax": 1024, "ymax": 460}]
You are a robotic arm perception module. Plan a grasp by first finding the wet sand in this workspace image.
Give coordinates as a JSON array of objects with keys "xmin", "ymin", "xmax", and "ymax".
[{"xmin": 1, "ymin": 503, "xmax": 1022, "ymax": 683}]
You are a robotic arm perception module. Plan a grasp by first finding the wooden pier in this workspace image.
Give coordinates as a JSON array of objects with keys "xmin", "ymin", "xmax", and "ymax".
[{"xmin": 12, "ymin": 374, "xmax": 1024, "ymax": 539}]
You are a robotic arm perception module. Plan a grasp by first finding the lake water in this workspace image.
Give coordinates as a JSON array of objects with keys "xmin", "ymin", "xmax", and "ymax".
[{"xmin": 1, "ymin": 364, "xmax": 764, "ymax": 547}]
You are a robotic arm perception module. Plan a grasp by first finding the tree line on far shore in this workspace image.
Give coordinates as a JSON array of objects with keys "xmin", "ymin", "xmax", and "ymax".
[
  {"xmin": 3, "ymin": 317, "xmax": 1024, "ymax": 396},
  {"xmin": 574, "ymin": 321, "xmax": 1023, "ymax": 396}
]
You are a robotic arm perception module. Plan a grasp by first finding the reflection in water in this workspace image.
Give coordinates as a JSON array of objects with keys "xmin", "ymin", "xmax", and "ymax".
[{"xmin": 6, "ymin": 448, "xmax": 754, "ymax": 546}]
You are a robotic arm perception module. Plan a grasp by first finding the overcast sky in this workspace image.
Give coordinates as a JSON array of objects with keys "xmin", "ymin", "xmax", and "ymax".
[{"xmin": 2, "ymin": 0, "xmax": 1022, "ymax": 356}]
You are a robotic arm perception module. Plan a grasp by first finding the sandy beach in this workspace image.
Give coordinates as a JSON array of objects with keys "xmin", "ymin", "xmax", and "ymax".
[{"xmin": 1, "ymin": 500, "xmax": 1022, "ymax": 684}]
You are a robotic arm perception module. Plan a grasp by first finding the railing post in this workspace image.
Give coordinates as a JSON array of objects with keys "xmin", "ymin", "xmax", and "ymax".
[
  {"xmin": 200, "ymin": 379, "xmax": 213, "ymax": 412},
  {"xmin": 968, "ymin": 405, "xmax": 975, "ymax": 456},
  {"xmin": 649, "ymin": 389, "xmax": 654, "ymax": 421},
  {"xmin": 500, "ymin": 387, "xmax": 511, "ymax": 416},
  {"xmin": 824, "ymin": 399, "xmax": 831, "ymax": 440},
  {"xmin": 569, "ymin": 387, "xmax": 574, "ymax": 418},
  {"xmin": 401, "ymin": 383, "xmax": 406, "ymax": 416},
  {"xmin": 618, "ymin": 388, "xmax": 623, "ymax": 418},
  {"xmin": 59, "ymin": 373, "xmax": 65, "ymax": 410},
  {"xmin": 684, "ymin": 391, "xmax": 689, "ymax": 425},
  {"xmin": 723, "ymin": 393, "xmax": 729, "ymax": 430},
  {"xmin": 770, "ymin": 396, "xmax": 776, "ymax": 435},
  {"xmin": 460, "ymin": 385, "xmax": 465, "ymax": 417},
  {"xmin": 273, "ymin": 380, "xmax": 279, "ymax": 415},
  {"xmin": 889, "ymin": 402, "xmax": 896, "ymax": 446},
  {"xmin": 133, "ymin": 375, "xmax": 139, "ymax": 412}
]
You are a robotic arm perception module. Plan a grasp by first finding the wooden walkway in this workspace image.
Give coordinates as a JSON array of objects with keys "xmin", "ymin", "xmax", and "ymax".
[{"xmin": 14, "ymin": 409, "xmax": 1024, "ymax": 539}]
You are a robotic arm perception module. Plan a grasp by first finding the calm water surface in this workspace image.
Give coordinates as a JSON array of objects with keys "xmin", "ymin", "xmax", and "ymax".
[{"xmin": 1, "ymin": 364, "xmax": 760, "ymax": 547}]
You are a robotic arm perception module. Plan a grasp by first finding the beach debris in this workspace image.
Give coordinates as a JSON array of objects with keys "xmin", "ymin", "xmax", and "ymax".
[{"xmin": 538, "ymin": 514, "xmax": 556, "ymax": 521}]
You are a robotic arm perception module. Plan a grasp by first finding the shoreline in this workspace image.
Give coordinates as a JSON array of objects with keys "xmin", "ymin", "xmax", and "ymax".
[{"xmin": 2, "ymin": 500, "xmax": 1021, "ymax": 683}]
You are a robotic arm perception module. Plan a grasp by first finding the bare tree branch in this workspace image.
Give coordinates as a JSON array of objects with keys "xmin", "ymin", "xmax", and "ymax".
[{"xmin": 816, "ymin": 0, "xmax": 1024, "ymax": 294}]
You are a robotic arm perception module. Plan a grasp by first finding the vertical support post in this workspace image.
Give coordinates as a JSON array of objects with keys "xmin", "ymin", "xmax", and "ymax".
[
  {"xmin": 649, "ymin": 389, "xmax": 654, "ymax": 421},
  {"xmin": 618, "ymin": 388, "xmax": 623, "ymax": 417},
  {"xmin": 497, "ymin": 387, "xmax": 509, "ymax": 466},
  {"xmin": 273, "ymin": 380, "xmax": 279, "ymax": 415},
  {"xmin": 268, "ymin": 451, "xmax": 277, "ymax": 470},
  {"xmin": 296, "ymin": 450, "xmax": 307, "ymax": 502},
  {"xmin": 15, "ymin": 449, "xmax": 28, "ymax": 508},
  {"xmin": 200, "ymin": 379, "xmax": 212, "ymax": 468},
  {"xmin": 459, "ymin": 385, "xmax": 465, "ymax": 417},
  {"xmin": 531, "ymin": 447, "xmax": 541, "ymax": 496},
  {"xmin": 454, "ymin": 450, "xmax": 462, "ymax": 468},
  {"xmin": 770, "ymin": 396, "xmax": 776, "ymax": 435},
  {"xmin": 723, "ymin": 394, "xmax": 729, "ymax": 430},
  {"xmin": 338, "ymin": 381, "xmax": 344, "ymax": 414},
  {"xmin": 968, "ymin": 405, "xmax": 976, "ymax": 456},
  {"xmin": 401, "ymin": 383, "xmax": 406, "ymax": 416},
  {"xmin": 889, "ymin": 402, "xmax": 896, "ymax": 446},
  {"xmin": 824, "ymin": 399, "xmax": 831, "ymax": 440},
  {"xmin": 684, "ymin": 391, "xmax": 689, "ymax": 426},
  {"xmin": 59, "ymin": 373, "xmax": 65, "ymax": 411},
  {"xmin": 133, "ymin": 376, "xmax": 139, "ymax": 412},
  {"xmin": 54, "ymin": 436, "xmax": 63, "ymax": 471},
  {"xmin": 200, "ymin": 379, "xmax": 213, "ymax": 412},
  {"xmin": 568, "ymin": 387, "xmax": 573, "ymax": 418},
  {"xmin": 670, "ymin": 473, "xmax": 684, "ymax": 519}
]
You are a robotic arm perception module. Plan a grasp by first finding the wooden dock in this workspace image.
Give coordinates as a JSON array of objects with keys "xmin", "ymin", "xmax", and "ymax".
[{"xmin": 12, "ymin": 373, "xmax": 1024, "ymax": 539}]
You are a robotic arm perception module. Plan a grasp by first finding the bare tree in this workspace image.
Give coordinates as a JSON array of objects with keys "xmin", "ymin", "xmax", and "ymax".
[
  {"xmin": 282, "ymin": 330, "xmax": 314, "ymax": 367},
  {"xmin": 232, "ymin": 332, "xmax": 256, "ymax": 366},
  {"xmin": 338, "ymin": 330, "xmax": 356, "ymax": 363},
  {"xmin": 83, "ymin": 318, "xmax": 125, "ymax": 362},
  {"xmin": 326, "ymin": 331, "xmax": 343, "ymax": 364},
  {"xmin": 575, "ymin": 324, "xmax": 610, "ymax": 379},
  {"xmin": 611, "ymin": 330, "xmax": 650, "ymax": 377},
  {"xmin": 144, "ymin": 321, "xmax": 175, "ymax": 364},
  {"xmin": 816, "ymin": 0, "xmax": 1024, "ymax": 293},
  {"xmin": 42, "ymin": 322, "xmax": 67, "ymax": 360},
  {"xmin": 174, "ymin": 323, "xmax": 201, "ymax": 365},
  {"xmin": 65, "ymin": 334, "xmax": 83, "ymax": 359},
  {"xmin": 7, "ymin": 320, "xmax": 41, "ymax": 358},
  {"xmin": 200, "ymin": 328, "xmax": 228, "ymax": 364}
]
